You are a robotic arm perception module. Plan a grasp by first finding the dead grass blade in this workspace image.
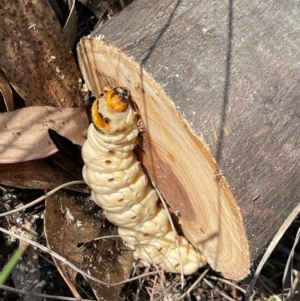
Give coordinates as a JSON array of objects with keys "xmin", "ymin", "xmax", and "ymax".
[
  {"xmin": 283, "ymin": 227, "xmax": 300, "ymax": 300},
  {"xmin": 0, "ymin": 180, "xmax": 85, "ymax": 217},
  {"xmin": 245, "ymin": 203, "xmax": 300, "ymax": 299}
]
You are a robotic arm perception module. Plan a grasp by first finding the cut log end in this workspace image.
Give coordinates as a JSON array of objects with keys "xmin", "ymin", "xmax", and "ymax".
[{"xmin": 77, "ymin": 38, "xmax": 250, "ymax": 280}]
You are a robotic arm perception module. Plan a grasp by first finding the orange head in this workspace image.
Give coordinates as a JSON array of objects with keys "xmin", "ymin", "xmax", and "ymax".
[
  {"xmin": 104, "ymin": 87, "xmax": 130, "ymax": 112},
  {"xmin": 91, "ymin": 87, "xmax": 134, "ymax": 133}
]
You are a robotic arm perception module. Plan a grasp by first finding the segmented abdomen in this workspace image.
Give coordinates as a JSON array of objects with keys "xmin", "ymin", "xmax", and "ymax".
[{"xmin": 82, "ymin": 87, "xmax": 207, "ymax": 274}]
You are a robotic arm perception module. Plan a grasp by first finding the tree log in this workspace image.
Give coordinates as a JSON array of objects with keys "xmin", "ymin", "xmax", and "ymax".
[{"xmin": 77, "ymin": 0, "xmax": 300, "ymax": 280}]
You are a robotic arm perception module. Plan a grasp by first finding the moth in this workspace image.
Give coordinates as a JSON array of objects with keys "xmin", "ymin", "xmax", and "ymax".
[{"xmin": 82, "ymin": 87, "xmax": 207, "ymax": 274}]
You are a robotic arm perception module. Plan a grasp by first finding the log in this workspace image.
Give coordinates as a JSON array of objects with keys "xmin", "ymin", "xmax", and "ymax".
[{"xmin": 77, "ymin": 0, "xmax": 300, "ymax": 280}]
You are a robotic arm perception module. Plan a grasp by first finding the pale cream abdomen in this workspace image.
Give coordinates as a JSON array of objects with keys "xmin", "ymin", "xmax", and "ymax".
[{"xmin": 82, "ymin": 89, "xmax": 207, "ymax": 275}]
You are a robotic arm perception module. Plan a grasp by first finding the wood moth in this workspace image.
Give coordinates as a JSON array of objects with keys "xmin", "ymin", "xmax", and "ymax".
[{"xmin": 82, "ymin": 87, "xmax": 207, "ymax": 274}]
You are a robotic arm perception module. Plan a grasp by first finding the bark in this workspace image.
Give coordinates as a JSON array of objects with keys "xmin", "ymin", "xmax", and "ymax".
[{"xmin": 77, "ymin": 0, "xmax": 300, "ymax": 280}]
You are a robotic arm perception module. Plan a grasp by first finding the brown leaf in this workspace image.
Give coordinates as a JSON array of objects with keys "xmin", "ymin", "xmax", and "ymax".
[
  {"xmin": 82, "ymin": 234, "xmax": 134, "ymax": 301},
  {"xmin": 0, "ymin": 159, "xmax": 86, "ymax": 192},
  {"xmin": 44, "ymin": 190, "xmax": 134, "ymax": 300},
  {"xmin": 0, "ymin": 106, "xmax": 88, "ymax": 163},
  {"xmin": 0, "ymin": 0, "xmax": 81, "ymax": 107},
  {"xmin": 44, "ymin": 191, "xmax": 98, "ymax": 299}
]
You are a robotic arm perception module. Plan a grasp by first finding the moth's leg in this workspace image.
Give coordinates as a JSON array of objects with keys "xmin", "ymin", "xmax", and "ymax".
[{"xmin": 137, "ymin": 118, "xmax": 145, "ymax": 132}]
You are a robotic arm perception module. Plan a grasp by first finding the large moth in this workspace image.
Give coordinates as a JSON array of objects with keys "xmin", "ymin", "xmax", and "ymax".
[{"xmin": 82, "ymin": 87, "xmax": 207, "ymax": 274}]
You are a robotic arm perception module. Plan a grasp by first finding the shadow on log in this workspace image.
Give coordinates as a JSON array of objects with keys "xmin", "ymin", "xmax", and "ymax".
[{"xmin": 77, "ymin": 0, "xmax": 300, "ymax": 280}]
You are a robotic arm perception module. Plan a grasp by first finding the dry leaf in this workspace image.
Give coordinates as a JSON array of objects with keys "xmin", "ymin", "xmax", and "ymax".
[
  {"xmin": 0, "ymin": 158, "xmax": 86, "ymax": 192},
  {"xmin": 0, "ymin": 106, "xmax": 88, "ymax": 163},
  {"xmin": 82, "ymin": 235, "xmax": 134, "ymax": 301},
  {"xmin": 44, "ymin": 190, "xmax": 133, "ymax": 300},
  {"xmin": 0, "ymin": 0, "xmax": 81, "ymax": 107},
  {"xmin": 44, "ymin": 191, "xmax": 88, "ymax": 299}
]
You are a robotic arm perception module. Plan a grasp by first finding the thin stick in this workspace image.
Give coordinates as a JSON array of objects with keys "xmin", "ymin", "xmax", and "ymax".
[
  {"xmin": 288, "ymin": 269, "xmax": 300, "ymax": 301},
  {"xmin": 0, "ymin": 181, "xmax": 86, "ymax": 217},
  {"xmin": 119, "ymin": 0, "xmax": 125, "ymax": 9},
  {"xmin": 203, "ymin": 277, "xmax": 236, "ymax": 301},
  {"xmin": 283, "ymin": 227, "xmax": 300, "ymax": 300},
  {"xmin": 206, "ymin": 275, "xmax": 246, "ymax": 294},
  {"xmin": 175, "ymin": 268, "xmax": 210, "ymax": 301},
  {"xmin": 0, "ymin": 226, "xmax": 158, "ymax": 286}
]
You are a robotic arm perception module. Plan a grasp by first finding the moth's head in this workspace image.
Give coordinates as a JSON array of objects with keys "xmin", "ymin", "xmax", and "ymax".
[
  {"xmin": 91, "ymin": 87, "xmax": 136, "ymax": 134},
  {"xmin": 105, "ymin": 87, "xmax": 130, "ymax": 112}
]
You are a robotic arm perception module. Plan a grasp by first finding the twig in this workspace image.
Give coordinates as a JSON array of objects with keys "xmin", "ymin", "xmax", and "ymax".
[
  {"xmin": 283, "ymin": 227, "xmax": 300, "ymax": 300},
  {"xmin": 203, "ymin": 277, "xmax": 236, "ymax": 301},
  {"xmin": 0, "ymin": 181, "xmax": 86, "ymax": 217},
  {"xmin": 175, "ymin": 268, "xmax": 210, "ymax": 300},
  {"xmin": 0, "ymin": 226, "xmax": 158, "ymax": 286},
  {"xmin": 287, "ymin": 269, "xmax": 300, "ymax": 301},
  {"xmin": 206, "ymin": 275, "xmax": 246, "ymax": 294}
]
